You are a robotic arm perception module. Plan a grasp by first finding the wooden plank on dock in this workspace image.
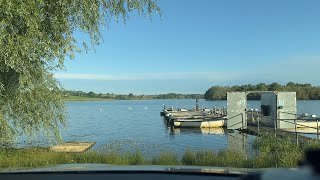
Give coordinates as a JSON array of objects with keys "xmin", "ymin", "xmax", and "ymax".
[{"xmin": 50, "ymin": 142, "xmax": 96, "ymax": 153}]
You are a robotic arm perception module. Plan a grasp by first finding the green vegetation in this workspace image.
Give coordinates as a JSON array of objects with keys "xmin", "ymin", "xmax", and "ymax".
[
  {"xmin": 63, "ymin": 90, "xmax": 203, "ymax": 101},
  {"xmin": 0, "ymin": 0, "xmax": 160, "ymax": 143},
  {"xmin": 65, "ymin": 95, "xmax": 112, "ymax": 101},
  {"xmin": 204, "ymin": 82, "xmax": 320, "ymax": 100},
  {"xmin": 1, "ymin": 135, "xmax": 320, "ymax": 168}
]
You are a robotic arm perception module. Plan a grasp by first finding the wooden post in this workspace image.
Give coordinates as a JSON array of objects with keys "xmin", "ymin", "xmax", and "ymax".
[
  {"xmin": 251, "ymin": 110, "xmax": 254, "ymax": 122},
  {"xmin": 241, "ymin": 113, "xmax": 244, "ymax": 130},
  {"xmin": 294, "ymin": 119, "xmax": 298, "ymax": 145},
  {"xmin": 257, "ymin": 115, "xmax": 260, "ymax": 134},
  {"xmin": 169, "ymin": 118, "xmax": 174, "ymax": 135},
  {"xmin": 317, "ymin": 119, "xmax": 319, "ymax": 141},
  {"xmin": 294, "ymin": 119, "xmax": 297, "ymax": 133}
]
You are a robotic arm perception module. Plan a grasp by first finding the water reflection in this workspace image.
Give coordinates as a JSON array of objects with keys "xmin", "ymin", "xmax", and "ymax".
[
  {"xmin": 228, "ymin": 132, "xmax": 248, "ymax": 155},
  {"xmin": 168, "ymin": 127, "xmax": 250, "ymax": 154}
]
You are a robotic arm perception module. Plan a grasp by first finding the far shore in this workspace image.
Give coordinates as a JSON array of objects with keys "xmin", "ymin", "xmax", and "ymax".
[
  {"xmin": 64, "ymin": 96, "xmax": 320, "ymax": 102},
  {"xmin": 64, "ymin": 96, "xmax": 161, "ymax": 101}
]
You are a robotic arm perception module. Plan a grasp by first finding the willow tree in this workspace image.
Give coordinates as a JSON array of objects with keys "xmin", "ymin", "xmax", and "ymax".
[{"xmin": 0, "ymin": 0, "xmax": 161, "ymax": 144}]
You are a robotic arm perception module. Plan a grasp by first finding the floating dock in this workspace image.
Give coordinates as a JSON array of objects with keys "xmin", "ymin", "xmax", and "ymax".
[
  {"xmin": 50, "ymin": 142, "xmax": 96, "ymax": 153},
  {"xmin": 162, "ymin": 106, "xmax": 227, "ymax": 128},
  {"xmin": 244, "ymin": 122, "xmax": 316, "ymax": 144},
  {"xmin": 162, "ymin": 91, "xmax": 320, "ymax": 142}
]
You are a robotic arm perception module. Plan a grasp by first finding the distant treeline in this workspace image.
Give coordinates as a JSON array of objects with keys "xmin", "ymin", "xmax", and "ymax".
[
  {"xmin": 204, "ymin": 82, "xmax": 320, "ymax": 100},
  {"xmin": 63, "ymin": 90, "xmax": 203, "ymax": 100}
]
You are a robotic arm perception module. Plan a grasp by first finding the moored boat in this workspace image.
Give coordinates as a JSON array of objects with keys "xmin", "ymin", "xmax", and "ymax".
[{"xmin": 172, "ymin": 116, "xmax": 227, "ymax": 128}]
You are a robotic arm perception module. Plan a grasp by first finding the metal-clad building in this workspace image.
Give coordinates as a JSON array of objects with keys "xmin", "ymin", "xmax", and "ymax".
[
  {"xmin": 227, "ymin": 92, "xmax": 247, "ymax": 130},
  {"xmin": 261, "ymin": 92, "xmax": 297, "ymax": 129},
  {"xmin": 227, "ymin": 91, "xmax": 297, "ymax": 130}
]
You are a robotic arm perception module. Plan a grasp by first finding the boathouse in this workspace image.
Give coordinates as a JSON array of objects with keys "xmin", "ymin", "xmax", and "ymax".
[{"xmin": 227, "ymin": 91, "xmax": 297, "ymax": 130}]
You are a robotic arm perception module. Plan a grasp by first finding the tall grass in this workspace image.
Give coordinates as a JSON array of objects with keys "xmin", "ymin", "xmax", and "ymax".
[
  {"xmin": 181, "ymin": 149, "xmax": 247, "ymax": 168},
  {"xmin": 251, "ymin": 135, "xmax": 320, "ymax": 168},
  {"xmin": 1, "ymin": 135, "xmax": 320, "ymax": 168}
]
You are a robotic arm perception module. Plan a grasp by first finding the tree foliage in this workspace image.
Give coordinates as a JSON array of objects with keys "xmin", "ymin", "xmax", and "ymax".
[
  {"xmin": 204, "ymin": 82, "xmax": 320, "ymax": 100},
  {"xmin": 0, "ymin": 0, "xmax": 161, "ymax": 143}
]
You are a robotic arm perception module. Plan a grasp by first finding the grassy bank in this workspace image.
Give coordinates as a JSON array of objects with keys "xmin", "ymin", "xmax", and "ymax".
[{"xmin": 1, "ymin": 135, "xmax": 320, "ymax": 168}]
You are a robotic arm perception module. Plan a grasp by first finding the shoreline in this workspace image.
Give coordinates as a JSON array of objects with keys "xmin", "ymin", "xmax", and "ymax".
[
  {"xmin": 63, "ymin": 96, "xmax": 203, "ymax": 101},
  {"xmin": 1, "ymin": 135, "xmax": 319, "ymax": 168}
]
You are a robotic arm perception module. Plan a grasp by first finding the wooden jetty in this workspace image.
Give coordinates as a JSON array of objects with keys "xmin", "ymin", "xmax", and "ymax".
[{"xmin": 50, "ymin": 142, "xmax": 96, "ymax": 153}]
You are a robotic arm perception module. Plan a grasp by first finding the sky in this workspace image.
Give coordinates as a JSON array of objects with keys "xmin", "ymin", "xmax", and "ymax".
[{"xmin": 55, "ymin": 0, "xmax": 320, "ymax": 94}]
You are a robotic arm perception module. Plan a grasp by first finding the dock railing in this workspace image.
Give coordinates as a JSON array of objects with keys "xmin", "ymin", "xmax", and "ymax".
[
  {"xmin": 279, "ymin": 111, "xmax": 319, "ymax": 138},
  {"xmin": 278, "ymin": 118, "xmax": 319, "ymax": 144},
  {"xmin": 246, "ymin": 111, "xmax": 320, "ymax": 143}
]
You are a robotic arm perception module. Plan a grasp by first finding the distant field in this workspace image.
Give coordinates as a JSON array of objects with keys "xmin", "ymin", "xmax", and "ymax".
[
  {"xmin": 64, "ymin": 96, "xmax": 154, "ymax": 101},
  {"xmin": 64, "ymin": 96, "xmax": 111, "ymax": 101}
]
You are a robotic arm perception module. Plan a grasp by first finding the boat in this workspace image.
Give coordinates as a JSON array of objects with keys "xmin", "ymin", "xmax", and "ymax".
[
  {"xmin": 172, "ymin": 116, "xmax": 227, "ymax": 128},
  {"xmin": 161, "ymin": 100, "xmax": 227, "ymax": 128}
]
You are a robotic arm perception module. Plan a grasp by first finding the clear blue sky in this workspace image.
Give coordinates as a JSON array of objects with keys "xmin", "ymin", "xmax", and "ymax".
[{"xmin": 55, "ymin": 0, "xmax": 320, "ymax": 94}]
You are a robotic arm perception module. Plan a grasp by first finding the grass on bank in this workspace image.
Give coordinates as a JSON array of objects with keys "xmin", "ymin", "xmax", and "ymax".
[{"xmin": 1, "ymin": 135, "xmax": 320, "ymax": 169}]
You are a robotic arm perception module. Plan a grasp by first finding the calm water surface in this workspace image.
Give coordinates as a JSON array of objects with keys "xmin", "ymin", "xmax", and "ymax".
[{"xmin": 58, "ymin": 99, "xmax": 320, "ymax": 156}]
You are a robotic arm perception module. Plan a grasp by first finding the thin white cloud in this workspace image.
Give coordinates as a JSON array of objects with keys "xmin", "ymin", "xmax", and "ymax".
[
  {"xmin": 54, "ymin": 73, "xmax": 133, "ymax": 80},
  {"xmin": 54, "ymin": 72, "xmax": 239, "ymax": 81},
  {"xmin": 55, "ymin": 56, "xmax": 320, "ymax": 86}
]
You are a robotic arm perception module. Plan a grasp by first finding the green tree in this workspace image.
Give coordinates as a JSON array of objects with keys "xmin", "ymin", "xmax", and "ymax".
[
  {"xmin": 204, "ymin": 83, "xmax": 320, "ymax": 101},
  {"xmin": 256, "ymin": 83, "xmax": 268, "ymax": 91},
  {"xmin": 88, "ymin": 91, "xmax": 96, "ymax": 97},
  {"xmin": 269, "ymin": 82, "xmax": 283, "ymax": 91},
  {"xmin": 128, "ymin": 93, "xmax": 134, "ymax": 98},
  {"xmin": 204, "ymin": 86, "xmax": 229, "ymax": 100},
  {"xmin": 0, "ymin": 0, "xmax": 161, "ymax": 144}
]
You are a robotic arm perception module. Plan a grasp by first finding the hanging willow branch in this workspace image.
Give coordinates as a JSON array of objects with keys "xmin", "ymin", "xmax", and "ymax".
[{"xmin": 0, "ymin": 0, "xmax": 161, "ymax": 143}]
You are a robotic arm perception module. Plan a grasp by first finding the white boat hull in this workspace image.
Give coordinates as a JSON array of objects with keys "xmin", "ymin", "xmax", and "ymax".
[{"xmin": 173, "ymin": 119, "xmax": 226, "ymax": 128}]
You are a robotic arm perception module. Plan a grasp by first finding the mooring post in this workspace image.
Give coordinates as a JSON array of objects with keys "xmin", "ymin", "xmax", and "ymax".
[
  {"xmin": 294, "ymin": 119, "xmax": 297, "ymax": 133},
  {"xmin": 273, "ymin": 118, "xmax": 277, "ymax": 138},
  {"xmin": 251, "ymin": 110, "xmax": 254, "ymax": 122},
  {"xmin": 257, "ymin": 115, "xmax": 260, "ymax": 134},
  {"xmin": 241, "ymin": 113, "xmax": 244, "ymax": 130},
  {"xmin": 169, "ymin": 118, "xmax": 175, "ymax": 135},
  {"xmin": 222, "ymin": 106, "xmax": 225, "ymax": 116},
  {"xmin": 317, "ymin": 119, "xmax": 319, "ymax": 141},
  {"xmin": 294, "ymin": 119, "xmax": 298, "ymax": 145},
  {"xmin": 196, "ymin": 98, "xmax": 199, "ymax": 111}
]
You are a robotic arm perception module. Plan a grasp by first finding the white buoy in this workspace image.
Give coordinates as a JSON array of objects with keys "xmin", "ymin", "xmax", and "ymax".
[
  {"xmin": 128, "ymin": 107, "xmax": 132, "ymax": 110},
  {"xmin": 144, "ymin": 107, "xmax": 148, "ymax": 109},
  {"xmin": 99, "ymin": 109, "xmax": 102, "ymax": 111}
]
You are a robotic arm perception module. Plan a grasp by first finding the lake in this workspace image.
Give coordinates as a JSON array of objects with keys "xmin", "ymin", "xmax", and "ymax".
[{"xmin": 54, "ymin": 99, "xmax": 320, "ymax": 156}]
